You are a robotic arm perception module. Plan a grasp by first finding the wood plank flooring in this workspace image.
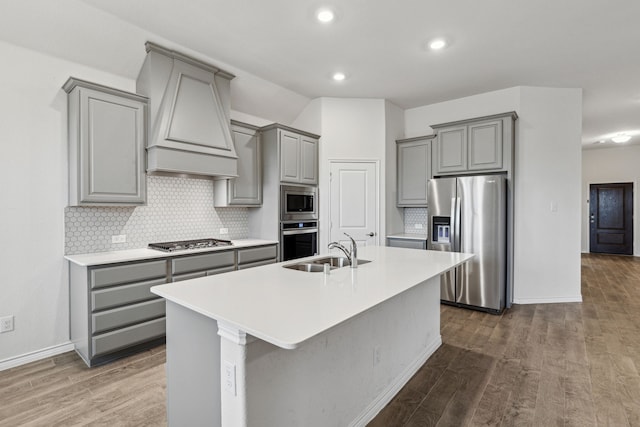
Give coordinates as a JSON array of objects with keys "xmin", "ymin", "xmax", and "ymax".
[
  {"xmin": 1, "ymin": 253, "xmax": 639, "ymax": 426},
  {"xmin": 369, "ymin": 253, "xmax": 640, "ymax": 426}
]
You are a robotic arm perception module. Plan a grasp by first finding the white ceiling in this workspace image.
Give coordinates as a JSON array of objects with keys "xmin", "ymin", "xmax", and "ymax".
[{"xmin": 2, "ymin": 0, "xmax": 640, "ymax": 148}]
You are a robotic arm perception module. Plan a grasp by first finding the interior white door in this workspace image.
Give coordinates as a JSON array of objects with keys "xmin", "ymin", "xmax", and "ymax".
[{"xmin": 329, "ymin": 161, "xmax": 378, "ymax": 251}]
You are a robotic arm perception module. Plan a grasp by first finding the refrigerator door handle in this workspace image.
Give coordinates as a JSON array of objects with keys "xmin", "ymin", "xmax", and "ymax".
[
  {"xmin": 454, "ymin": 197, "xmax": 461, "ymax": 252},
  {"xmin": 450, "ymin": 197, "xmax": 457, "ymax": 251}
]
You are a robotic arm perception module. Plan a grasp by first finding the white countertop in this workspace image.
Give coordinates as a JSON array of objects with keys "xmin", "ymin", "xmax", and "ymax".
[
  {"xmin": 151, "ymin": 246, "xmax": 472, "ymax": 350},
  {"xmin": 386, "ymin": 233, "xmax": 428, "ymax": 240},
  {"xmin": 64, "ymin": 239, "xmax": 278, "ymax": 266}
]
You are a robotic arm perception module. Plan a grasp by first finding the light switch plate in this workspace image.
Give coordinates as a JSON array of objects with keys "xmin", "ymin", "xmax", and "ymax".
[{"xmin": 220, "ymin": 228, "xmax": 229, "ymax": 235}]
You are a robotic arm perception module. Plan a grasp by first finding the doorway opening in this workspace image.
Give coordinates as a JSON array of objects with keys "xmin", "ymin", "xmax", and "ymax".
[{"xmin": 589, "ymin": 182, "xmax": 634, "ymax": 255}]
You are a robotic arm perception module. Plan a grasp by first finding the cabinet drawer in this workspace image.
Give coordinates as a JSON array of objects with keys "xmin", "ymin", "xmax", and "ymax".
[
  {"xmin": 207, "ymin": 265, "xmax": 236, "ymax": 276},
  {"xmin": 172, "ymin": 271, "xmax": 207, "ymax": 282},
  {"xmin": 92, "ymin": 278, "xmax": 166, "ymax": 311},
  {"xmin": 92, "ymin": 299, "xmax": 165, "ymax": 334},
  {"xmin": 237, "ymin": 245, "xmax": 277, "ymax": 265},
  {"xmin": 237, "ymin": 258, "xmax": 277, "ymax": 270},
  {"xmin": 91, "ymin": 317, "xmax": 165, "ymax": 358},
  {"xmin": 172, "ymin": 251, "xmax": 235, "ymax": 275},
  {"xmin": 387, "ymin": 238, "xmax": 427, "ymax": 250},
  {"xmin": 91, "ymin": 260, "xmax": 167, "ymax": 289}
]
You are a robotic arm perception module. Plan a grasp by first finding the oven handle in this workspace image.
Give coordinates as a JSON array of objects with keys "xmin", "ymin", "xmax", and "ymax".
[{"xmin": 282, "ymin": 228, "xmax": 318, "ymax": 236}]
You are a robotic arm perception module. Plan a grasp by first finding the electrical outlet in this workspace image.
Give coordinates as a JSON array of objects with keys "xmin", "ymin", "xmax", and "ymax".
[
  {"xmin": 373, "ymin": 345, "xmax": 381, "ymax": 367},
  {"xmin": 414, "ymin": 223, "xmax": 424, "ymax": 229},
  {"xmin": 0, "ymin": 315, "xmax": 14, "ymax": 333},
  {"xmin": 223, "ymin": 360, "xmax": 236, "ymax": 395},
  {"xmin": 219, "ymin": 228, "xmax": 229, "ymax": 235},
  {"xmin": 111, "ymin": 234, "xmax": 126, "ymax": 244}
]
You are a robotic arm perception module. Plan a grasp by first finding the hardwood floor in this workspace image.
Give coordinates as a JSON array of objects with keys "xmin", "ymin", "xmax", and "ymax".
[
  {"xmin": 369, "ymin": 253, "xmax": 640, "ymax": 426},
  {"xmin": 1, "ymin": 253, "xmax": 639, "ymax": 426}
]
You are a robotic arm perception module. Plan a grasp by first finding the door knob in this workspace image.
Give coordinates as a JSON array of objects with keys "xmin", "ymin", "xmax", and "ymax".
[{"xmin": 367, "ymin": 232, "xmax": 375, "ymax": 237}]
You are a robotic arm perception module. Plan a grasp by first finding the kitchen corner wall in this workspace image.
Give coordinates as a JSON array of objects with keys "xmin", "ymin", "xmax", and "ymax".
[{"xmin": 65, "ymin": 175, "xmax": 249, "ymax": 254}]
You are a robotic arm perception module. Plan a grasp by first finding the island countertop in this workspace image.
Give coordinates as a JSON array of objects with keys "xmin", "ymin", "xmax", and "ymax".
[{"xmin": 151, "ymin": 246, "xmax": 472, "ymax": 349}]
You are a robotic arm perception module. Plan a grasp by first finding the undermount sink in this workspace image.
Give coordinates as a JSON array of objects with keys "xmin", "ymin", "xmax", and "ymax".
[
  {"xmin": 283, "ymin": 256, "xmax": 371, "ymax": 272},
  {"xmin": 283, "ymin": 263, "xmax": 326, "ymax": 272}
]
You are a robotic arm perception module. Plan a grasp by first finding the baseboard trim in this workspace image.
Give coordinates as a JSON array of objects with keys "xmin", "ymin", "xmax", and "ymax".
[
  {"xmin": 513, "ymin": 295, "xmax": 583, "ymax": 304},
  {"xmin": 0, "ymin": 342, "xmax": 75, "ymax": 372},
  {"xmin": 349, "ymin": 335, "xmax": 443, "ymax": 427}
]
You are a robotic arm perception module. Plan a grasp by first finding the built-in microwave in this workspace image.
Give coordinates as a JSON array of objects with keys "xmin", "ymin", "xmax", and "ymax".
[{"xmin": 281, "ymin": 185, "xmax": 317, "ymax": 221}]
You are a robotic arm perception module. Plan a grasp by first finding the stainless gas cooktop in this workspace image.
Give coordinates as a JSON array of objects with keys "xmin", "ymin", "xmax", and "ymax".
[{"xmin": 148, "ymin": 238, "xmax": 233, "ymax": 252}]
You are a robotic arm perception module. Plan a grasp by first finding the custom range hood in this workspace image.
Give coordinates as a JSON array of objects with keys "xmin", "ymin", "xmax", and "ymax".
[{"xmin": 136, "ymin": 42, "xmax": 238, "ymax": 177}]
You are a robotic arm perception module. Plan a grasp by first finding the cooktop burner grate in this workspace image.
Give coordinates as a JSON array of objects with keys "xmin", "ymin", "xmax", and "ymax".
[{"xmin": 148, "ymin": 238, "xmax": 233, "ymax": 252}]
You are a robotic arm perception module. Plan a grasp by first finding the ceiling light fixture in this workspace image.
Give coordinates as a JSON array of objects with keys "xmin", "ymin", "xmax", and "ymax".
[
  {"xmin": 611, "ymin": 134, "xmax": 631, "ymax": 143},
  {"xmin": 429, "ymin": 38, "xmax": 447, "ymax": 50},
  {"xmin": 316, "ymin": 9, "xmax": 335, "ymax": 23},
  {"xmin": 332, "ymin": 72, "xmax": 346, "ymax": 81}
]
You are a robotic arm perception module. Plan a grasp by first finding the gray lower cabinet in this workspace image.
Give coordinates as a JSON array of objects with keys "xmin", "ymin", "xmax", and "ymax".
[
  {"xmin": 237, "ymin": 244, "xmax": 278, "ymax": 269},
  {"xmin": 432, "ymin": 112, "xmax": 517, "ymax": 176},
  {"xmin": 63, "ymin": 78, "xmax": 147, "ymax": 206},
  {"xmin": 261, "ymin": 124, "xmax": 319, "ymax": 185},
  {"xmin": 171, "ymin": 250, "xmax": 236, "ymax": 282},
  {"xmin": 70, "ymin": 259, "xmax": 168, "ymax": 367},
  {"xmin": 69, "ymin": 243, "xmax": 278, "ymax": 367},
  {"xmin": 387, "ymin": 237, "xmax": 428, "ymax": 250},
  {"xmin": 213, "ymin": 121, "xmax": 262, "ymax": 207},
  {"xmin": 396, "ymin": 136, "xmax": 434, "ymax": 207}
]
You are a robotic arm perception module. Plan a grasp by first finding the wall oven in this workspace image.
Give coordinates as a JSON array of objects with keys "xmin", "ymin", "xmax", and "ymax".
[
  {"xmin": 280, "ymin": 221, "xmax": 318, "ymax": 261},
  {"xmin": 281, "ymin": 185, "xmax": 317, "ymax": 221}
]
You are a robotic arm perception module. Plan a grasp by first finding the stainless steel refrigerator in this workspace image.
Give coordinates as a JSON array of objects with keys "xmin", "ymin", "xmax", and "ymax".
[{"xmin": 427, "ymin": 175, "xmax": 507, "ymax": 313}]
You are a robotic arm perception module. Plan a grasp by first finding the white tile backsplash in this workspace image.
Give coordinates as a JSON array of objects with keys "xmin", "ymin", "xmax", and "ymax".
[
  {"xmin": 404, "ymin": 208, "xmax": 428, "ymax": 235},
  {"xmin": 65, "ymin": 175, "xmax": 249, "ymax": 254}
]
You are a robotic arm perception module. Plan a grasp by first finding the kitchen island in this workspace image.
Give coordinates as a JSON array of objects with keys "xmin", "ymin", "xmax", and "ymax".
[{"xmin": 151, "ymin": 245, "xmax": 472, "ymax": 426}]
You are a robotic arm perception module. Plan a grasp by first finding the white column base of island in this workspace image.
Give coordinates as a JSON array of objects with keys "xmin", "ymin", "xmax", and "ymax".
[{"xmin": 153, "ymin": 246, "xmax": 473, "ymax": 427}]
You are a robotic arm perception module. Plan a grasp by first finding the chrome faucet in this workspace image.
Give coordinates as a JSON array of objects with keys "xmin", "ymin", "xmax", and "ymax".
[{"xmin": 328, "ymin": 233, "xmax": 358, "ymax": 268}]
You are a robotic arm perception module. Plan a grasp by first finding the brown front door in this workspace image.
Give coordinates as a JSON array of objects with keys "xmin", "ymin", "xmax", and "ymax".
[{"xmin": 589, "ymin": 183, "xmax": 633, "ymax": 255}]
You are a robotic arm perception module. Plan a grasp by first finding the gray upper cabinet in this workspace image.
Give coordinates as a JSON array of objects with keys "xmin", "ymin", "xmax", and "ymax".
[
  {"xmin": 468, "ymin": 120, "xmax": 503, "ymax": 171},
  {"xmin": 63, "ymin": 78, "xmax": 147, "ymax": 206},
  {"xmin": 280, "ymin": 130, "xmax": 302, "ymax": 182},
  {"xmin": 299, "ymin": 135, "xmax": 318, "ymax": 185},
  {"xmin": 432, "ymin": 112, "xmax": 517, "ymax": 176},
  {"xmin": 214, "ymin": 121, "xmax": 262, "ymax": 207},
  {"xmin": 396, "ymin": 135, "xmax": 434, "ymax": 207},
  {"xmin": 261, "ymin": 124, "xmax": 320, "ymax": 186},
  {"xmin": 434, "ymin": 126, "xmax": 467, "ymax": 174}
]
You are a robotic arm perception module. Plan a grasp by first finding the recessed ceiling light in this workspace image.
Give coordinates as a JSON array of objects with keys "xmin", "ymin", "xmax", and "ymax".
[
  {"xmin": 429, "ymin": 38, "xmax": 447, "ymax": 50},
  {"xmin": 317, "ymin": 9, "xmax": 335, "ymax": 23},
  {"xmin": 598, "ymin": 140, "xmax": 606, "ymax": 144},
  {"xmin": 332, "ymin": 72, "xmax": 346, "ymax": 81},
  {"xmin": 612, "ymin": 134, "xmax": 631, "ymax": 143}
]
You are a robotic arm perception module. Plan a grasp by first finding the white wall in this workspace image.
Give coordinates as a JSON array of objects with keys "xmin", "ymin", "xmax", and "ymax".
[
  {"xmin": 293, "ymin": 98, "xmax": 388, "ymax": 251},
  {"xmin": 515, "ymin": 87, "xmax": 582, "ymax": 303},
  {"xmin": 582, "ymin": 145, "xmax": 640, "ymax": 256},
  {"xmin": 0, "ymin": 41, "xmax": 134, "ymax": 363},
  {"xmin": 404, "ymin": 86, "xmax": 583, "ymax": 304},
  {"xmin": 404, "ymin": 87, "xmax": 521, "ymax": 138}
]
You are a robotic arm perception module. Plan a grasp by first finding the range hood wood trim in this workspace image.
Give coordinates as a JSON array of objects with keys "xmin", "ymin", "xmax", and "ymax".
[
  {"xmin": 147, "ymin": 146, "xmax": 239, "ymax": 178},
  {"xmin": 145, "ymin": 42, "xmax": 235, "ymax": 81}
]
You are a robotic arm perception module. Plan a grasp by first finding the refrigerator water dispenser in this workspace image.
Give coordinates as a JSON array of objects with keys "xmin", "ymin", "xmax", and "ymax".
[{"xmin": 432, "ymin": 216, "xmax": 450, "ymax": 243}]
